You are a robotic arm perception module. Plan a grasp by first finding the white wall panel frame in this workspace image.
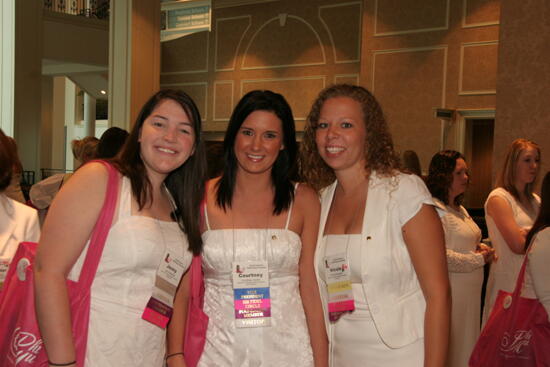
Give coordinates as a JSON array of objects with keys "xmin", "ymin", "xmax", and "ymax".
[
  {"xmin": 160, "ymin": 32, "xmax": 210, "ymax": 75},
  {"xmin": 214, "ymin": 15, "xmax": 251, "ymax": 72},
  {"xmin": 334, "ymin": 74, "xmax": 360, "ymax": 85},
  {"xmin": 462, "ymin": 0, "xmax": 500, "ymax": 28},
  {"xmin": 159, "ymin": 81, "xmax": 209, "ymax": 120},
  {"xmin": 318, "ymin": 1, "xmax": 362, "ymax": 64},
  {"xmin": 374, "ymin": 0, "xmax": 450, "ymax": 36},
  {"xmin": 213, "ymin": 80, "xmax": 234, "ymax": 121},
  {"xmin": 458, "ymin": 40, "xmax": 498, "ymax": 95}
]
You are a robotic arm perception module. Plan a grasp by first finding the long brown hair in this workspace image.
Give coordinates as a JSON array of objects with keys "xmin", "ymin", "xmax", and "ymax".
[
  {"xmin": 496, "ymin": 138, "xmax": 541, "ymax": 201},
  {"xmin": 299, "ymin": 84, "xmax": 400, "ymax": 191},
  {"xmin": 114, "ymin": 89, "xmax": 207, "ymax": 255}
]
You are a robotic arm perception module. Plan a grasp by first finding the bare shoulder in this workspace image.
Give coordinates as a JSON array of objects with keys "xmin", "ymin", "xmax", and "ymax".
[
  {"xmin": 295, "ymin": 183, "xmax": 320, "ymax": 211},
  {"xmin": 53, "ymin": 162, "xmax": 111, "ymax": 205}
]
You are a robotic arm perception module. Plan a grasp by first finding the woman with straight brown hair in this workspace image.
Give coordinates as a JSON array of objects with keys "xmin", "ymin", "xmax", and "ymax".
[{"xmin": 483, "ymin": 138, "xmax": 541, "ymax": 323}]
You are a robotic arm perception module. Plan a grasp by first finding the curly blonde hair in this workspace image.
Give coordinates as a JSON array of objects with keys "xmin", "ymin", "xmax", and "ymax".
[{"xmin": 299, "ymin": 84, "xmax": 400, "ymax": 191}]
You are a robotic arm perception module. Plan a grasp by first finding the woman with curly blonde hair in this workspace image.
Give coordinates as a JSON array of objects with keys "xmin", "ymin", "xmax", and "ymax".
[{"xmin": 300, "ymin": 84, "xmax": 450, "ymax": 366}]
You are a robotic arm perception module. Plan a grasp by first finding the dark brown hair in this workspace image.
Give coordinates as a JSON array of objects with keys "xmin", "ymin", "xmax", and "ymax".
[
  {"xmin": 426, "ymin": 150, "xmax": 467, "ymax": 206},
  {"xmin": 299, "ymin": 84, "xmax": 400, "ymax": 191},
  {"xmin": 0, "ymin": 129, "xmax": 14, "ymax": 191},
  {"xmin": 114, "ymin": 89, "xmax": 207, "ymax": 255}
]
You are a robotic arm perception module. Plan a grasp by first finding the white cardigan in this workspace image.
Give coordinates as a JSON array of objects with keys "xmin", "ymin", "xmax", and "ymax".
[
  {"xmin": 314, "ymin": 172, "xmax": 434, "ymax": 349},
  {"xmin": 0, "ymin": 194, "xmax": 40, "ymax": 261}
]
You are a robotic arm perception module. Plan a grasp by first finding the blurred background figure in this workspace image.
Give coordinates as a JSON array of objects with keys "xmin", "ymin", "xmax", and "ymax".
[
  {"xmin": 402, "ymin": 150, "xmax": 422, "ymax": 177},
  {"xmin": 426, "ymin": 150, "xmax": 495, "ymax": 367},
  {"xmin": 0, "ymin": 129, "xmax": 40, "ymax": 289},
  {"xmin": 30, "ymin": 136, "xmax": 99, "ymax": 225},
  {"xmin": 524, "ymin": 170, "xmax": 550, "ymax": 320},
  {"xmin": 95, "ymin": 127, "xmax": 129, "ymax": 159},
  {"xmin": 483, "ymin": 138, "xmax": 541, "ymax": 324},
  {"xmin": 3, "ymin": 136, "xmax": 25, "ymax": 203}
]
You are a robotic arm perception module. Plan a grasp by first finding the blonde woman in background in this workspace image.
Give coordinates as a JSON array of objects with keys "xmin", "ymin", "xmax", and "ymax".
[{"xmin": 483, "ymin": 138, "xmax": 541, "ymax": 323}]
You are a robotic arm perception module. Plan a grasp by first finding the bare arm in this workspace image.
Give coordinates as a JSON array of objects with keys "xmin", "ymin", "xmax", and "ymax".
[
  {"xmin": 166, "ymin": 269, "xmax": 191, "ymax": 367},
  {"xmin": 403, "ymin": 204, "xmax": 451, "ymax": 367},
  {"xmin": 34, "ymin": 163, "xmax": 109, "ymax": 365},
  {"xmin": 296, "ymin": 185, "xmax": 328, "ymax": 367},
  {"xmin": 486, "ymin": 196, "xmax": 527, "ymax": 254}
]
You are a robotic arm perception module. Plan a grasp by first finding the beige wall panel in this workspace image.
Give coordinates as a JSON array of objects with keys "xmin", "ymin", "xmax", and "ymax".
[
  {"xmin": 161, "ymin": 32, "xmax": 209, "ymax": 73},
  {"xmin": 242, "ymin": 15, "xmax": 325, "ymax": 69},
  {"xmin": 460, "ymin": 42, "xmax": 497, "ymax": 94},
  {"xmin": 374, "ymin": 0, "xmax": 449, "ymax": 35},
  {"xmin": 463, "ymin": 0, "xmax": 500, "ymax": 27},
  {"xmin": 160, "ymin": 82, "xmax": 208, "ymax": 120},
  {"xmin": 373, "ymin": 48, "xmax": 446, "ymax": 168},
  {"xmin": 319, "ymin": 2, "xmax": 362, "ymax": 63},
  {"xmin": 215, "ymin": 16, "xmax": 251, "ymax": 71},
  {"xmin": 335, "ymin": 74, "xmax": 359, "ymax": 85},
  {"xmin": 213, "ymin": 81, "xmax": 234, "ymax": 121},
  {"xmin": 241, "ymin": 77, "xmax": 326, "ymax": 124}
]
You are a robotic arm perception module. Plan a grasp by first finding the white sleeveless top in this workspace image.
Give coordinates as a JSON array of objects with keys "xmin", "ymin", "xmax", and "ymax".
[
  {"xmin": 198, "ymin": 188, "xmax": 314, "ymax": 367},
  {"xmin": 69, "ymin": 176, "xmax": 192, "ymax": 366}
]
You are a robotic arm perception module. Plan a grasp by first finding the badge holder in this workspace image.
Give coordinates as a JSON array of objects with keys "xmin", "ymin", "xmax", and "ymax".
[
  {"xmin": 325, "ymin": 253, "xmax": 355, "ymax": 322},
  {"xmin": 232, "ymin": 260, "xmax": 271, "ymax": 328}
]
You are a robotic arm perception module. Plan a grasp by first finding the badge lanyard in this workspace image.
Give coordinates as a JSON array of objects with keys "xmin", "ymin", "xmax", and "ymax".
[
  {"xmin": 323, "ymin": 188, "xmax": 366, "ymax": 322},
  {"xmin": 142, "ymin": 186, "xmax": 187, "ymax": 329},
  {"xmin": 231, "ymin": 208, "xmax": 271, "ymax": 328}
]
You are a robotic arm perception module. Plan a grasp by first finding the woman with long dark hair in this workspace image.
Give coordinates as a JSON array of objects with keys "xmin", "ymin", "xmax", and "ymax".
[
  {"xmin": 34, "ymin": 89, "xmax": 207, "ymax": 366},
  {"xmin": 300, "ymin": 84, "xmax": 450, "ymax": 366},
  {"xmin": 483, "ymin": 138, "xmax": 541, "ymax": 323},
  {"xmin": 168, "ymin": 90, "xmax": 327, "ymax": 367},
  {"xmin": 426, "ymin": 150, "xmax": 495, "ymax": 367}
]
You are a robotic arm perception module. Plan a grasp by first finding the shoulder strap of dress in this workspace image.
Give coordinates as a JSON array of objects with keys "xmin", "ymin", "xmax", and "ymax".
[{"xmin": 285, "ymin": 183, "xmax": 299, "ymax": 230}]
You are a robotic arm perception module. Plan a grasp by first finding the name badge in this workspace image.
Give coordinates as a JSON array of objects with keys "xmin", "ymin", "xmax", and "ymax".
[
  {"xmin": 0, "ymin": 258, "xmax": 9, "ymax": 290},
  {"xmin": 324, "ymin": 253, "xmax": 355, "ymax": 321},
  {"xmin": 142, "ymin": 250, "xmax": 186, "ymax": 328},
  {"xmin": 232, "ymin": 260, "xmax": 271, "ymax": 328}
]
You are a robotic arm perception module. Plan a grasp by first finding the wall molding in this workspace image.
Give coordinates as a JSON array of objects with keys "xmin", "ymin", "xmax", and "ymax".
[
  {"xmin": 241, "ymin": 14, "xmax": 326, "ymax": 70},
  {"xmin": 159, "ymin": 81, "xmax": 209, "ymax": 120},
  {"xmin": 374, "ymin": 0, "xmax": 450, "ymax": 36},
  {"xmin": 160, "ymin": 32, "xmax": 210, "ymax": 75},
  {"xmin": 334, "ymin": 74, "xmax": 359, "ymax": 85},
  {"xmin": 318, "ymin": 1, "xmax": 362, "ymax": 64},
  {"xmin": 461, "ymin": 0, "xmax": 499, "ymax": 28},
  {"xmin": 213, "ymin": 80, "xmax": 234, "ymax": 121},
  {"xmin": 458, "ymin": 40, "xmax": 498, "ymax": 96},
  {"xmin": 214, "ymin": 0, "xmax": 278, "ymax": 9},
  {"xmin": 372, "ymin": 45, "xmax": 448, "ymax": 106},
  {"xmin": 214, "ymin": 15, "xmax": 251, "ymax": 72}
]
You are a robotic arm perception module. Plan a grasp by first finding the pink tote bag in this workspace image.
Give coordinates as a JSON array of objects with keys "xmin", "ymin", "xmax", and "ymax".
[
  {"xmin": 469, "ymin": 253, "xmax": 550, "ymax": 366},
  {"xmin": 0, "ymin": 161, "xmax": 119, "ymax": 367}
]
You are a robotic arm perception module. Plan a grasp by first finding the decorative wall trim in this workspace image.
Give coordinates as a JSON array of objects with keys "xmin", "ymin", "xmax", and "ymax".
[
  {"xmin": 159, "ymin": 81, "xmax": 208, "ymax": 120},
  {"xmin": 454, "ymin": 108, "xmax": 496, "ymax": 153},
  {"xmin": 240, "ymin": 75, "xmax": 327, "ymax": 120},
  {"xmin": 213, "ymin": 80, "xmax": 234, "ymax": 121},
  {"xmin": 160, "ymin": 32, "xmax": 210, "ymax": 75},
  {"xmin": 318, "ymin": 1, "xmax": 362, "ymax": 64},
  {"xmin": 214, "ymin": 0, "xmax": 278, "ymax": 9},
  {"xmin": 458, "ymin": 40, "xmax": 498, "ymax": 96},
  {"xmin": 461, "ymin": 0, "xmax": 499, "ymax": 28},
  {"xmin": 373, "ymin": 0, "xmax": 450, "ymax": 36},
  {"xmin": 334, "ymin": 74, "xmax": 359, "ymax": 85},
  {"xmin": 372, "ymin": 45, "xmax": 448, "ymax": 106},
  {"xmin": 214, "ymin": 15, "xmax": 251, "ymax": 72},
  {"xmin": 241, "ymin": 15, "xmax": 326, "ymax": 70}
]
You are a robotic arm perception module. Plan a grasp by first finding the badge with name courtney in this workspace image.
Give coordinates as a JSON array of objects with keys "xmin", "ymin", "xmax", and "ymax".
[
  {"xmin": 324, "ymin": 253, "xmax": 355, "ymax": 321},
  {"xmin": 232, "ymin": 260, "xmax": 271, "ymax": 328},
  {"xmin": 142, "ymin": 250, "xmax": 186, "ymax": 329}
]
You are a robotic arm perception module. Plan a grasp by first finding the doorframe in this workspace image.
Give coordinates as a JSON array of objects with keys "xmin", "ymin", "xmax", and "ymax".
[{"xmin": 453, "ymin": 109, "xmax": 495, "ymax": 153}]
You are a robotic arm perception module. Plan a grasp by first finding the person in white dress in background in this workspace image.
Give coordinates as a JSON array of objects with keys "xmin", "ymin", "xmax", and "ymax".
[
  {"xmin": 426, "ymin": 150, "xmax": 495, "ymax": 367},
  {"xmin": 168, "ymin": 90, "xmax": 328, "ymax": 367},
  {"xmin": 0, "ymin": 129, "xmax": 40, "ymax": 289},
  {"xmin": 483, "ymin": 138, "xmax": 541, "ymax": 324},
  {"xmin": 300, "ymin": 84, "xmax": 450, "ymax": 367},
  {"xmin": 34, "ymin": 89, "xmax": 207, "ymax": 367}
]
